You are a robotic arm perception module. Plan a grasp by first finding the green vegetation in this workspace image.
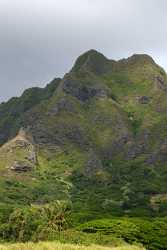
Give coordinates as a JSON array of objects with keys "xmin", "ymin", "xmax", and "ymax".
[
  {"xmin": 0, "ymin": 203, "xmax": 166, "ymax": 249},
  {"xmin": 0, "ymin": 50, "xmax": 167, "ymax": 249},
  {"xmin": 78, "ymin": 218, "xmax": 167, "ymax": 250}
]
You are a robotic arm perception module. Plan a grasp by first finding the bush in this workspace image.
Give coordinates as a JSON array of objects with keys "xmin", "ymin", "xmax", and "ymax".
[
  {"xmin": 0, "ymin": 200, "xmax": 71, "ymax": 242},
  {"xmin": 78, "ymin": 218, "xmax": 167, "ymax": 250}
]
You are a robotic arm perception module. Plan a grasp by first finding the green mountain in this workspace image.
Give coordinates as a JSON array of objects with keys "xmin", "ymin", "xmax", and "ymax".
[{"xmin": 1, "ymin": 49, "xmax": 167, "ymax": 216}]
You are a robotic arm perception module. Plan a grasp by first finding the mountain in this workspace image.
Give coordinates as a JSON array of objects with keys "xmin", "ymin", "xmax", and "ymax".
[{"xmin": 1, "ymin": 49, "xmax": 167, "ymax": 216}]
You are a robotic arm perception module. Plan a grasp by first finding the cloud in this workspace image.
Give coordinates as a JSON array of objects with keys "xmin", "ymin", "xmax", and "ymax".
[{"xmin": 0, "ymin": 0, "xmax": 167, "ymax": 101}]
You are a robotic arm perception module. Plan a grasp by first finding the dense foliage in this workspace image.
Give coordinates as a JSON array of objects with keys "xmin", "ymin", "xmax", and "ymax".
[
  {"xmin": 0, "ymin": 204, "xmax": 167, "ymax": 250},
  {"xmin": 78, "ymin": 218, "xmax": 167, "ymax": 250},
  {"xmin": 0, "ymin": 201, "xmax": 71, "ymax": 242}
]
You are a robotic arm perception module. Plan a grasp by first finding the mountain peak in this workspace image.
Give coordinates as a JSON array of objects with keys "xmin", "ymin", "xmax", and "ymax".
[
  {"xmin": 125, "ymin": 53, "xmax": 156, "ymax": 65},
  {"xmin": 72, "ymin": 49, "xmax": 111, "ymax": 74}
]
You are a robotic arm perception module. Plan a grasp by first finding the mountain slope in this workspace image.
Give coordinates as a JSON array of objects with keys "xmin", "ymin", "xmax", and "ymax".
[
  {"xmin": 0, "ymin": 78, "xmax": 61, "ymax": 145},
  {"xmin": 1, "ymin": 50, "xmax": 167, "ymax": 216}
]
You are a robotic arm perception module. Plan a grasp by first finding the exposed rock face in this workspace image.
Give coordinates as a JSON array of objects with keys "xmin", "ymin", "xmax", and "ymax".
[
  {"xmin": 10, "ymin": 161, "xmax": 33, "ymax": 172},
  {"xmin": 62, "ymin": 77, "xmax": 108, "ymax": 102}
]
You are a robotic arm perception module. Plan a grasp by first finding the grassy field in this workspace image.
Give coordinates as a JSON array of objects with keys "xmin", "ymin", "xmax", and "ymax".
[{"xmin": 0, "ymin": 242, "xmax": 145, "ymax": 250}]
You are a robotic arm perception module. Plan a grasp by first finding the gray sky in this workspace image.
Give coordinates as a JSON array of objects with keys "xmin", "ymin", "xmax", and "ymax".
[{"xmin": 0, "ymin": 0, "xmax": 167, "ymax": 102}]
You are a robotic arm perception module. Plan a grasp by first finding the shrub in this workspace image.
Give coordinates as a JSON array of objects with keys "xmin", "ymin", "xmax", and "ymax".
[
  {"xmin": 0, "ymin": 200, "xmax": 71, "ymax": 242},
  {"xmin": 78, "ymin": 218, "xmax": 167, "ymax": 250}
]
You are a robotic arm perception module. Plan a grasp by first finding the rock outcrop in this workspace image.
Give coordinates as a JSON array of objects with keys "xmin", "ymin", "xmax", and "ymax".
[
  {"xmin": 10, "ymin": 161, "xmax": 33, "ymax": 172},
  {"xmin": 0, "ymin": 127, "xmax": 37, "ymax": 173}
]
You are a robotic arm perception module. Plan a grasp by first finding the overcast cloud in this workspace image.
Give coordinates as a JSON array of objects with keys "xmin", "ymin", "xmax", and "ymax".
[{"xmin": 0, "ymin": 0, "xmax": 167, "ymax": 102}]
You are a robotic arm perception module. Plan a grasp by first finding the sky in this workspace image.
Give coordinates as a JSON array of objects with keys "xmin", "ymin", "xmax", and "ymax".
[{"xmin": 0, "ymin": 0, "xmax": 167, "ymax": 102}]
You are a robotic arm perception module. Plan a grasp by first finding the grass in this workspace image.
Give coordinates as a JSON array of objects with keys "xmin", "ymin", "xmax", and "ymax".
[{"xmin": 0, "ymin": 242, "xmax": 145, "ymax": 250}]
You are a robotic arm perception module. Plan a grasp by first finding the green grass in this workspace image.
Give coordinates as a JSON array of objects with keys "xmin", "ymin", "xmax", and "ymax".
[{"xmin": 0, "ymin": 242, "xmax": 145, "ymax": 250}]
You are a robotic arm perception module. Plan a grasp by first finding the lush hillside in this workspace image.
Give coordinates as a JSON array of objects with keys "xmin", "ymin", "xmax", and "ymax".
[
  {"xmin": 0, "ymin": 50, "xmax": 167, "ymax": 216},
  {"xmin": 1, "ymin": 50, "xmax": 167, "ymax": 249}
]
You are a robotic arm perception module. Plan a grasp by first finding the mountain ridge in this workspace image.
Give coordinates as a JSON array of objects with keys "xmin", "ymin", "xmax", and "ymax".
[{"xmin": 1, "ymin": 50, "xmax": 167, "ymax": 216}]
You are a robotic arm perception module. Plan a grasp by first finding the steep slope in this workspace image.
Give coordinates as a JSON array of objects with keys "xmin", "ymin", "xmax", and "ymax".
[
  {"xmin": 1, "ymin": 50, "xmax": 167, "ymax": 216},
  {"xmin": 0, "ymin": 78, "xmax": 61, "ymax": 145}
]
